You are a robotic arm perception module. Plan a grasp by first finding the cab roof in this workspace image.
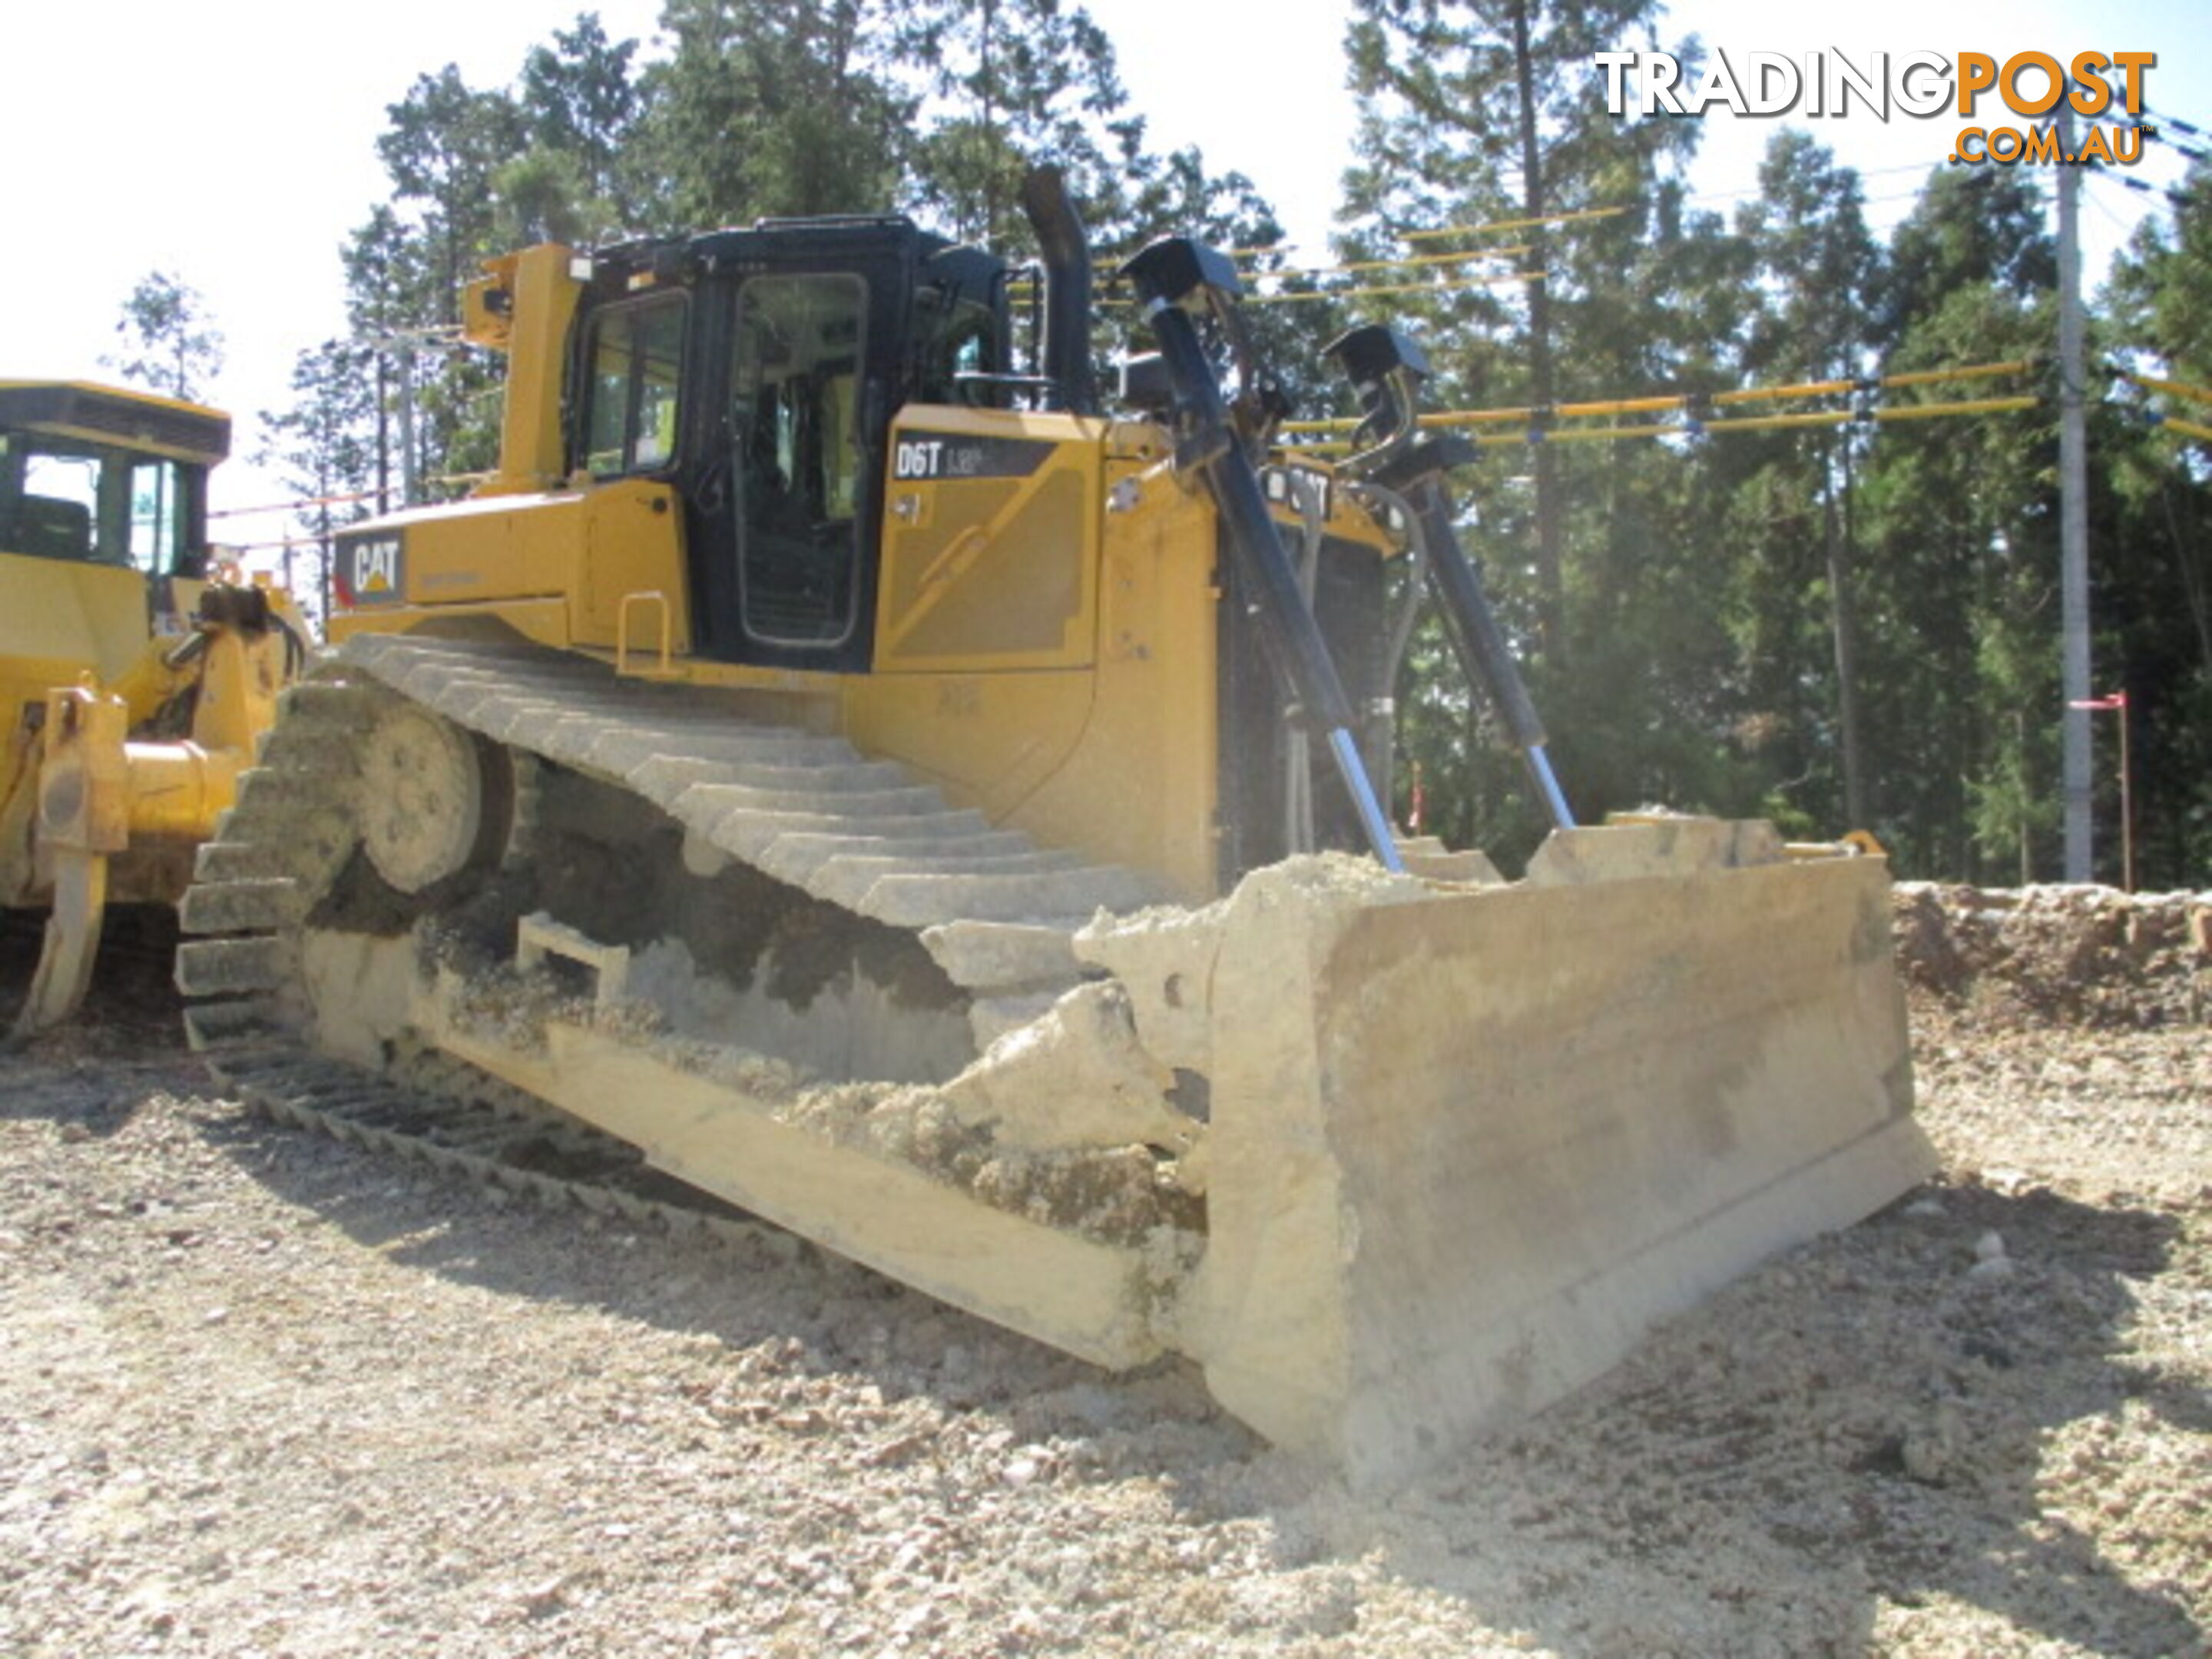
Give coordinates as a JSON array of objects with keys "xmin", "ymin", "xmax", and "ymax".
[{"xmin": 0, "ymin": 380, "xmax": 230, "ymax": 465}]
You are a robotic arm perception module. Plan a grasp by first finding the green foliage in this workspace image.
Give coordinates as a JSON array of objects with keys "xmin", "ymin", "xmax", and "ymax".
[
  {"xmin": 635, "ymin": 0, "xmax": 909, "ymax": 227},
  {"xmin": 2098, "ymin": 158, "xmax": 2212, "ymax": 883},
  {"xmin": 257, "ymin": 340, "xmax": 380, "ymax": 631},
  {"xmin": 521, "ymin": 13, "xmax": 643, "ymax": 218},
  {"xmin": 888, "ymin": 0, "xmax": 1143, "ymax": 252},
  {"xmin": 104, "ymin": 271, "xmax": 224, "ymax": 402},
  {"xmin": 1343, "ymin": 3, "xmax": 2207, "ymax": 886}
]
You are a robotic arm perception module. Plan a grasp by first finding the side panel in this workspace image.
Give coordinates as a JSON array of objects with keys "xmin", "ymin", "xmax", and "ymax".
[
  {"xmin": 848, "ymin": 422, "xmax": 1220, "ymax": 901},
  {"xmin": 0, "ymin": 554, "xmax": 154, "ymax": 690},
  {"xmin": 328, "ymin": 482, "xmax": 690, "ymax": 655},
  {"xmin": 873, "ymin": 405, "xmax": 1103, "ymax": 673}
]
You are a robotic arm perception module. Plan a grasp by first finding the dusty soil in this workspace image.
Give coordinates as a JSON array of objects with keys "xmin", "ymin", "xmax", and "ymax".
[{"xmin": 1, "ymin": 886, "xmax": 2206, "ymax": 1657}]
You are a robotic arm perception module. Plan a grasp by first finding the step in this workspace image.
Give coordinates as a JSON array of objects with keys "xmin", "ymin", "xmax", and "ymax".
[
  {"xmin": 194, "ymin": 840, "xmax": 293, "ymax": 883},
  {"xmin": 273, "ymin": 682, "xmax": 380, "ymax": 725},
  {"xmin": 675, "ymin": 781, "xmax": 947, "ymax": 823},
  {"xmin": 590, "ymin": 727, "xmax": 856, "ymax": 783},
  {"xmin": 230, "ymin": 767, "xmax": 326, "ymax": 817}
]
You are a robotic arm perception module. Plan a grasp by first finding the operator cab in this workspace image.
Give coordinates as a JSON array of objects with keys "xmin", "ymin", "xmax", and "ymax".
[
  {"xmin": 568, "ymin": 221, "xmax": 1010, "ymax": 673},
  {"xmin": 0, "ymin": 382, "xmax": 225, "ymax": 578}
]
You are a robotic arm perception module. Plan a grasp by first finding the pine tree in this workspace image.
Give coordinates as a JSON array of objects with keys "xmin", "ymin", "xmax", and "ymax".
[
  {"xmin": 889, "ymin": 0, "xmax": 1142, "ymax": 251},
  {"xmin": 1731, "ymin": 133, "xmax": 1884, "ymax": 832},
  {"xmin": 635, "ymin": 0, "xmax": 909, "ymax": 227},
  {"xmin": 2099, "ymin": 158, "xmax": 2212, "ymax": 883},
  {"xmin": 1341, "ymin": 0, "xmax": 1700, "ymax": 663},
  {"xmin": 104, "ymin": 271, "xmax": 225, "ymax": 402},
  {"xmin": 1858, "ymin": 168, "xmax": 2059, "ymax": 878},
  {"xmin": 258, "ymin": 340, "xmax": 379, "ymax": 630}
]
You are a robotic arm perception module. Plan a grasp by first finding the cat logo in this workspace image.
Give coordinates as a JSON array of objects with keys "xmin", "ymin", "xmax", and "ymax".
[{"xmin": 340, "ymin": 534, "xmax": 404, "ymax": 608}]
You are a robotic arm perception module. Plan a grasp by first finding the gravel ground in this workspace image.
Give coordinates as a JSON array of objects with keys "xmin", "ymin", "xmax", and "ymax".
[{"xmin": 0, "ymin": 887, "xmax": 2205, "ymax": 1658}]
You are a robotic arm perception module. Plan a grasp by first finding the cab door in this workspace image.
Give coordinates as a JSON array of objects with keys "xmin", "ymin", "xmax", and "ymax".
[{"xmin": 726, "ymin": 272, "xmax": 871, "ymax": 657}]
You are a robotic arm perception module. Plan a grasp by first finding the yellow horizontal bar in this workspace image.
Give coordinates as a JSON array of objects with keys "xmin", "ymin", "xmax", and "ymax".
[
  {"xmin": 1554, "ymin": 393, "xmax": 1685, "ymax": 418},
  {"xmin": 1708, "ymin": 360, "xmax": 2027, "ymax": 409},
  {"xmin": 1280, "ymin": 406, "xmax": 1532, "ymax": 434},
  {"xmin": 1701, "ymin": 410, "xmax": 1853, "ymax": 435},
  {"xmin": 1257, "ymin": 246, "xmax": 1532, "ymax": 281},
  {"xmin": 1711, "ymin": 378, "xmax": 1856, "ymax": 407},
  {"xmin": 1880, "ymin": 359, "xmax": 2031, "ymax": 390},
  {"xmin": 1419, "ymin": 407, "xmax": 1538, "ymax": 427},
  {"xmin": 1291, "ymin": 359, "xmax": 2035, "ymax": 434},
  {"xmin": 1872, "ymin": 396, "xmax": 2039, "ymax": 421},
  {"xmin": 2156, "ymin": 414, "xmax": 2212, "ymax": 442},
  {"xmin": 2126, "ymin": 369, "xmax": 2212, "ymax": 409},
  {"xmin": 1244, "ymin": 271, "xmax": 1544, "ymax": 306},
  {"xmin": 1285, "ymin": 395, "xmax": 2041, "ymax": 452}
]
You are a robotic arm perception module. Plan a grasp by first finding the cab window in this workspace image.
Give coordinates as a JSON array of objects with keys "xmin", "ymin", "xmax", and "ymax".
[
  {"xmin": 0, "ymin": 430, "xmax": 196, "ymax": 573},
  {"xmin": 914, "ymin": 291, "xmax": 1003, "ymax": 406},
  {"xmin": 579, "ymin": 294, "xmax": 687, "ymax": 477}
]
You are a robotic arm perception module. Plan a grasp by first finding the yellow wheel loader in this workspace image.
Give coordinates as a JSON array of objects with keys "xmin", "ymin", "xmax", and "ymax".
[
  {"xmin": 2, "ymin": 380, "xmax": 303, "ymax": 1038},
  {"xmin": 176, "ymin": 174, "xmax": 1930, "ymax": 1484}
]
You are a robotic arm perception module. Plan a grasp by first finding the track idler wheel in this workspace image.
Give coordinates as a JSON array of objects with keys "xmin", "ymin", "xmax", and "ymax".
[{"xmin": 357, "ymin": 704, "xmax": 509, "ymax": 896}]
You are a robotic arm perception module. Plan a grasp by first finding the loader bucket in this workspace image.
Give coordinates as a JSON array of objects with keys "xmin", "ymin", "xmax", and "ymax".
[{"xmin": 1170, "ymin": 822, "xmax": 1929, "ymax": 1486}]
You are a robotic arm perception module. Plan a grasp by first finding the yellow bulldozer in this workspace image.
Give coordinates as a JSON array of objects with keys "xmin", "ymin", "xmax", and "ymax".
[
  {"xmin": 2, "ymin": 380, "xmax": 302, "ymax": 1037},
  {"xmin": 175, "ymin": 174, "xmax": 1931, "ymax": 1484}
]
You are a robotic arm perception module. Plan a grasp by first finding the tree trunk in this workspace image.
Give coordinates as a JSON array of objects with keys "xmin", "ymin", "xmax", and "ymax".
[
  {"xmin": 1824, "ymin": 432, "xmax": 1869, "ymax": 829},
  {"xmin": 1509, "ymin": 0, "xmax": 1565, "ymax": 665}
]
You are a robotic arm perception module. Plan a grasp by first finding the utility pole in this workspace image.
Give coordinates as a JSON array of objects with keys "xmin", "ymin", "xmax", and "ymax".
[
  {"xmin": 2057, "ymin": 99, "xmax": 2094, "ymax": 882},
  {"xmin": 392, "ymin": 345, "xmax": 421, "ymax": 508},
  {"xmin": 369, "ymin": 330, "xmax": 436, "ymax": 509}
]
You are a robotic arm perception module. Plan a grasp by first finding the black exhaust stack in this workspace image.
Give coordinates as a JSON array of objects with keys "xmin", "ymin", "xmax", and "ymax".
[{"xmin": 1019, "ymin": 166, "xmax": 1097, "ymax": 416}]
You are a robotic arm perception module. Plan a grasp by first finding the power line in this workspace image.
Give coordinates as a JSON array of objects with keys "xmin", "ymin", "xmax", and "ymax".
[
  {"xmin": 1397, "ymin": 205, "xmax": 1631, "ymax": 242},
  {"xmin": 1284, "ymin": 393, "xmax": 2040, "ymax": 455},
  {"xmin": 1243, "ymin": 270, "xmax": 1545, "ymax": 306},
  {"xmin": 1280, "ymin": 360, "xmax": 2032, "ymax": 435},
  {"xmin": 2081, "ymin": 171, "xmax": 2146, "ymax": 237}
]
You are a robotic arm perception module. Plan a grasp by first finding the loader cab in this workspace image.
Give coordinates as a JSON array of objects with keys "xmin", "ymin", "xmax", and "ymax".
[
  {"xmin": 0, "ymin": 382, "xmax": 224, "ymax": 578},
  {"xmin": 567, "ymin": 222, "xmax": 1008, "ymax": 673}
]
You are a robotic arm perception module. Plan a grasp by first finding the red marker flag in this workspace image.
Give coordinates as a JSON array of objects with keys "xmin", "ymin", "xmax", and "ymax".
[{"xmin": 2068, "ymin": 691, "xmax": 2128, "ymax": 710}]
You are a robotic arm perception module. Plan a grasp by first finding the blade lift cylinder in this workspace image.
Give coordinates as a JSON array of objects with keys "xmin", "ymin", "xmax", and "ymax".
[
  {"xmin": 1326, "ymin": 323, "xmax": 1575, "ymax": 833},
  {"xmin": 1120, "ymin": 238, "xmax": 1405, "ymax": 874}
]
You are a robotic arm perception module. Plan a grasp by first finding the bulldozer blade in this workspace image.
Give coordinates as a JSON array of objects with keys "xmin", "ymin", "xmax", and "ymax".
[
  {"xmin": 12, "ymin": 846, "xmax": 108, "ymax": 1039},
  {"xmin": 1181, "ymin": 829, "xmax": 1930, "ymax": 1488}
]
